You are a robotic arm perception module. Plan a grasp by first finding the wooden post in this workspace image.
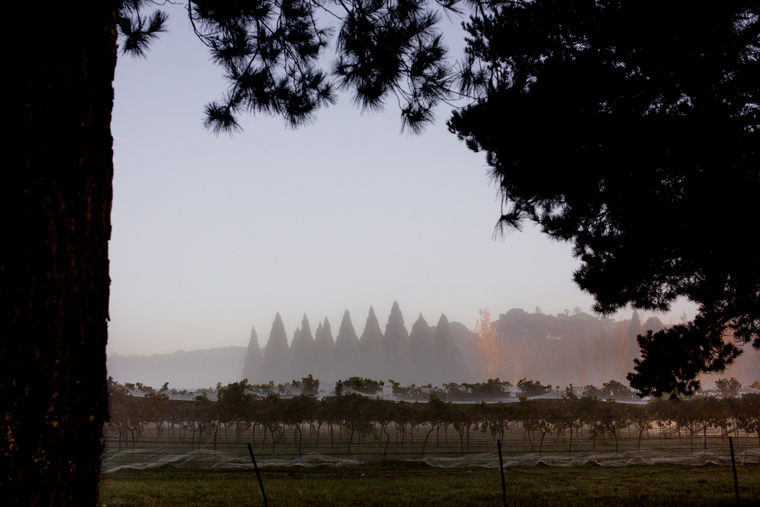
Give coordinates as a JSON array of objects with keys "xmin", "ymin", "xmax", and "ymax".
[
  {"xmin": 248, "ymin": 443, "xmax": 269, "ymax": 507},
  {"xmin": 729, "ymin": 437, "xmax": 740, "ymax": 506},
  {"xmin": 498, "ymin": 440, "xmax": 507, "ymax": 507}
]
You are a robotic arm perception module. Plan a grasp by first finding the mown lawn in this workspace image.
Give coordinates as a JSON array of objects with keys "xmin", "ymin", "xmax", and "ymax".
[{"xmin": 101, "ymin": 461, "xmax": 760, "ymax": 507}]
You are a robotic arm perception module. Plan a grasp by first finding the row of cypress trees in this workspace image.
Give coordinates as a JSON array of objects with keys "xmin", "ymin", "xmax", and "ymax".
[{"xmin": 242, "ymin": 302, "xmax": 472, "ymax": 386}]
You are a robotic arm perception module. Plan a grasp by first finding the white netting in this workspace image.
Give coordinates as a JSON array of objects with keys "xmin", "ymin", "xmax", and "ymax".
[
  {"xmin": 102, "ymin": 447, "xmax": 759, "ymax": 473},
  {"xmin": 412, "ymin": 448, "xmax": 760, "ymax": 468},
  {"xmin": 103, "ymin": 449, "xmax": 362, "ymax": 473}
]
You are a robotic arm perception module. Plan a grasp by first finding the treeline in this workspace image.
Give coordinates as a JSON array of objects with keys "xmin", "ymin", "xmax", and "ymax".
[
  {"xmin": 481, "ymin": 308, "xmax": 664, "ymax": 387},
  {"xmin": 244, "ymin": 302, "xmax": 472, "ymax": 386},
  {"xmin": 243, "ymin": 306, "xmax": 760, "ymax": 389},
  {"xmin": 107, "ymin": 378, "xmax": 760, "ymax": 455},
  {"xmin": 481, "ymin": 309, "xmax": 760, "ymax": 387}
]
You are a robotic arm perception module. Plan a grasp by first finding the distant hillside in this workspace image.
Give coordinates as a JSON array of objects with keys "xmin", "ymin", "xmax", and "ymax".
[{"xmin": 107, "ymin": 346, "xmax": 248, "ymax": 390}]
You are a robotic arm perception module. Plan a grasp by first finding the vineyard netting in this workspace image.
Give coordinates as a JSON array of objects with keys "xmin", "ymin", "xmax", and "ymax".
[{"xmin": 102, "ymin": 425, "xmax": 760, "ymax": 473}]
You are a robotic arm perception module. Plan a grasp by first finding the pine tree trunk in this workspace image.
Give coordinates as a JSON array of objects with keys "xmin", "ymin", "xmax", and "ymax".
[{"xmin": 3, "ymin": 2, "xmax": 121, "ymax": 505}]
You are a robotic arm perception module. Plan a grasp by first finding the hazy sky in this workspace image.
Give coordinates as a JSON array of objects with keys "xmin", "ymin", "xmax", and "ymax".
[{"xmin": 107, "ymin": 6, "xmax": 695, "ymax": 356}]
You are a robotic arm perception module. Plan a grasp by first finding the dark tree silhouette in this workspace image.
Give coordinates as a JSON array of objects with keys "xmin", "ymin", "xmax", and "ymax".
[
  {"xmin": 627, "ymin": 317, "xmax": 740, "ymax": 398},
  {"xmin": 627, "ymin": 310, "xmax": 643, "ymax": 365},
  {"xmin": 448, "ymin": 0, "xmax": 759, "ymax": 393},
  {"xmin": 191, "ymin": 0, "xmax": 455, "ymax": 133},
  {"xmin": 242, "ymin": 325, "xmax": 263, "ymax": 384},
  {"xmin": 5, "ymin": 0, "xmax": 464, "ymax": 502},
  {"xmin": 4, "ymin": 3, "xmax": 139, "ymax": 504}
]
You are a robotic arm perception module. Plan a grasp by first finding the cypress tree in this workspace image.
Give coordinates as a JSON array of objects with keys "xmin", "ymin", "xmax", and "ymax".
[
  {"xmin": 334, "ymin": 310, "xmax": 361, "ymax": 381},
  {"xmin": 432, "ymin": 314, "xmax": 471, "ymax": 385},
  {"xmin": 242, "ymin": 325, "xmax": 263, "ymax": 384},
  {"xmin": 291, "ymin": 315, "xmax": 315, "ymax": 379},
  {"xmin": 314, "ymin": 319, "xmax": 336, "ymax": 385},
  {"xmin": 383, "ymin": 301, "xmax": 413, "ymax": 384},
  {"xmin": 261, "ymin": 313, "xmax": 290, "ymax": 384},
  {"xmin": 409, "ymin": 314, "xmax": 436, "ymax": 385},
  {"xmin": 360, "ymin": 306, "xmax": 386, "ymax": 381}
]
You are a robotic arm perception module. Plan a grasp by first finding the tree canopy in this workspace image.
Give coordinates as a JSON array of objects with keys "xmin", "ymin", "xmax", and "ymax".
[
  {"xmin": 447, "ymin": 0, "xmax": 759, "ymax": 395},
  {"xmin": 122, "ymin": 0, "xmax": 458, "ymax": 133}
]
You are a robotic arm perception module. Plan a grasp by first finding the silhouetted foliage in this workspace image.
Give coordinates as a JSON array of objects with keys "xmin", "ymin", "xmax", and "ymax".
[
  {"xmin": 448, "ymin": 0, "xmax": 760, "ymax": 393},
  {"xmin": 583, "ymin": 380, "xmax": 636, "ymax": 402},
  {"xmin": 517, "ymin": 378, "xmax": 551, "ymax": 398},
  {"xmin": 627, "ymin": 319, "xmax": 740, "ymax": 398},
  {"xmin": 338, "ymin": 376, "xmax": 385, "ymax": 395},
  {"xmin": 189, "ymin": 0, "xmax": 457, "ymax": 132},
  {"xmin": 118, "ymin": 1, "xmax": 168, "ymax": 57},
  {"xmin": 715, "ymin": 377, "xmax": 743, "ymax": 398},
  {"xmin": 292, "ymin": 374, "xmax": 320, "ymax": 396}
]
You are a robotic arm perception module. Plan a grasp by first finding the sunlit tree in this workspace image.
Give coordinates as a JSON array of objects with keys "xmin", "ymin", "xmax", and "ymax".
[{"xmin": 474, "ymin": 308, "xmax": 499, "ymax": 379}]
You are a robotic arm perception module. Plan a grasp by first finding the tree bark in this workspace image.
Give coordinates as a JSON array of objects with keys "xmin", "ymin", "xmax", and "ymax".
[{"xmin": 3, "ymin": 2, "xmax": 121, "ymax": 505}]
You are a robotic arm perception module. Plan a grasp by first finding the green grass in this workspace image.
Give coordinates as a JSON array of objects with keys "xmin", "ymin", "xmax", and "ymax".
[{"xmin": 100, "ymin": 461, "xmax": 760, "ymax": 507}]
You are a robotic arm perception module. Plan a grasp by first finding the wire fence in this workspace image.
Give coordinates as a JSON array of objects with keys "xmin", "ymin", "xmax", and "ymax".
[{"xmin": 102, "ymin": 423, "xmax": 760, "ymax": 473}]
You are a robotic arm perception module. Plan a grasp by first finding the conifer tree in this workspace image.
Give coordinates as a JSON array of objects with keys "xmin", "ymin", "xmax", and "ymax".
[
  {"xmin": 409, "ymin": 314, "xmax": 436, "ymax": 385},
  {"xmin": 314, "ymin": 319, "xmax": 336, "ymax": 385},
  {"xmin": 383, "ymin": 301, "xmax": 414, "ymax": 383},
  {"xmin": 291, "ymin": 315, "xmax": 315, "ymax": 379},
  {"xmin": 450, "ymin": 320, "xmax": 477, "ymax": 379},
  {"xmin": 432, "ymin": 314, "xmax": 471, "ymax": 385},
  {"xmin": 290, "ymin": 326, "xmax": 301, "ymax": 380},
  {"xmin": 261, "ymin": 313, "xmax": 291, "ymax": 384},
  {"xmin": 242, "ymin": 325, "xmax": 263, "ymax": 384},
  {"xmin": 334, "ymin": 310, "xmax": 361, "ymax": 381},
  {"xmin": 360, "ymin": 306, "xmax": 386, "ymax": 381},
  {"xmin": 448, "ymin": 0, "xmax": 759, "ymax": 393}
]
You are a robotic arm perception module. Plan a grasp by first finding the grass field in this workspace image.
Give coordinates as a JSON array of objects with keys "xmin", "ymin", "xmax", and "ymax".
[{"xmin": 101, "ymin": 461, "xmax": 760, "ymax": 507}]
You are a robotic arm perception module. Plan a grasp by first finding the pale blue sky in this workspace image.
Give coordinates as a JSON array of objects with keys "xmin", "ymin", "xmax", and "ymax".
[{"xmin": 107, "ymin": 6, "xmax": 695, "ymax": 356}]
